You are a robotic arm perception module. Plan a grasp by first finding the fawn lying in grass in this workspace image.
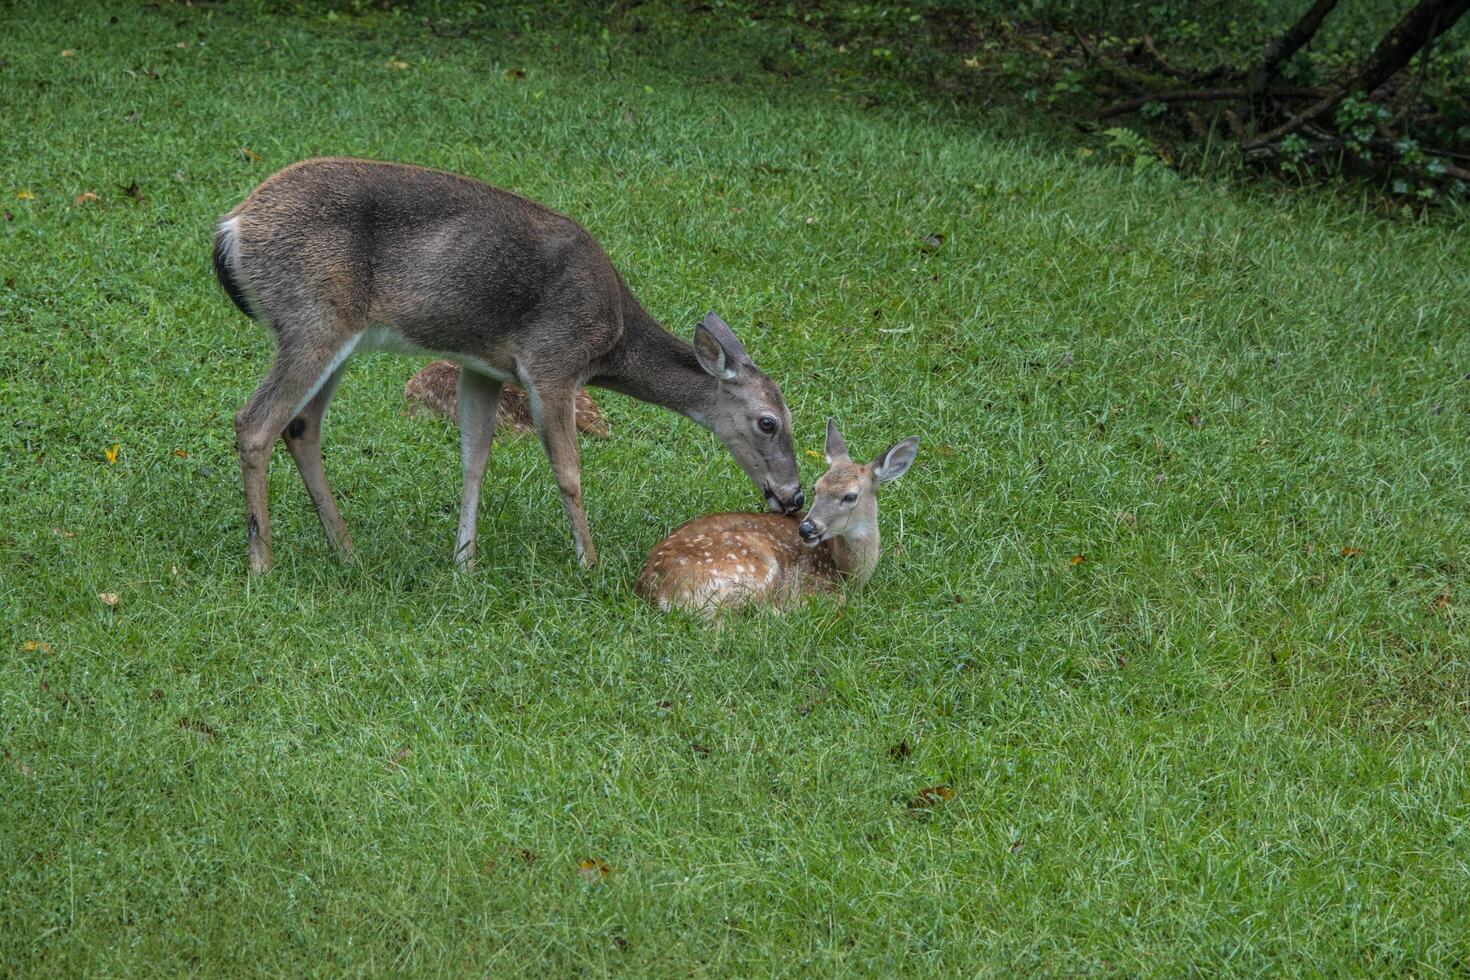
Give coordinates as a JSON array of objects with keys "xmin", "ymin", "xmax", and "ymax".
[
  {"xmin": 637, "ymin": 419, "xmax": 919, "ymax": 616},
  {"xmin": 403, "ymin": 360, "xmax": 611, "ymax": 440}
]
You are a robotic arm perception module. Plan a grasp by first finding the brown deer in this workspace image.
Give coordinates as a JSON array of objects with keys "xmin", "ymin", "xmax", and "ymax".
[
  {"xmin": 213, "ymin": 157, "xmax": 802, "ymax": 574},
  {"xmin": 403, "ymin": 359, "xmax": 611, "ymax": 440},
  {"xmin": 637, "ymin": 418, "xmax": 918, "ymax": 616}
]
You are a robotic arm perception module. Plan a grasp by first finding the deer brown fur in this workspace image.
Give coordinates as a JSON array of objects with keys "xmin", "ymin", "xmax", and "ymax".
[{"xmin": 214, "ymin": 157, "xmax": 802, "ymax": 574}]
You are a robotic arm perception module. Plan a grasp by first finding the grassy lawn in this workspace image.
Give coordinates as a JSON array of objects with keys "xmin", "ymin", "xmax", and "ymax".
[{"xmin": 4, "ymin": 1, "xmax": 1470, "ymax": 974}]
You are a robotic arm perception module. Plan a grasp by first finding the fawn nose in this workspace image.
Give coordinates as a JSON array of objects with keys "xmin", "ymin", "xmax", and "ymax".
[
  {"xmin": 790, "ymin": 489, "xmax": 805, "ymax": 511},
  {"xmin": 798, "ymin": 520, "xmax": 817, "ymax": 541}
]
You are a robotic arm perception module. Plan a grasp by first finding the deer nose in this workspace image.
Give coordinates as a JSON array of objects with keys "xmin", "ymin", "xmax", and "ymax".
[
  {"xmin": 798, "ymin": 520, "xmax": 816, "ymax": 539},
  {"xmin": 791, "ymin": 489, "xmax": 805, "ymax": 511}
]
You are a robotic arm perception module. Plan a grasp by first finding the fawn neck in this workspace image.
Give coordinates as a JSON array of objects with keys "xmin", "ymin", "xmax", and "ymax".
[
  {"xmin": 593, "ymin": 287, "xmax": 719, "ymax": 427},
  {"xmin": 821, "ymin": 522, "xmax": 881, "ymax": 587}
]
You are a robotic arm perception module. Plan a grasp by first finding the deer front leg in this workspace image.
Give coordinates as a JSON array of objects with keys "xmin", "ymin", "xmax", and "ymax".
[
  {"xmin": 455, "ymin": 368, "xmax": 503, "ymax": 571},
  {"xmin": 528, "ymin": 381, "xmax": 597, "ymax": 568}
]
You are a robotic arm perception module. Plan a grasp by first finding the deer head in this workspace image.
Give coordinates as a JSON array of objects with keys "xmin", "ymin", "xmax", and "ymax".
[
  {"xmin": 692, "ymin": 312, "xmax": 803, "ymax": 514},
  {"xmin": 798, "ymin": 418, "xmax": 919, "ymax": 546}
]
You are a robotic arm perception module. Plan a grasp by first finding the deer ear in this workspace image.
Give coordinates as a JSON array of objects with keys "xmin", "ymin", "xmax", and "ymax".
[
  {"xmin": 693, "ymin": 317, "xmax": 741, "ymax": 381},
  {"xmin": 873, "ymin": 436, "xmax": 919, "ymax": 484},
  {"xmin": 824, "ymin": 417, "xmax": 849, "ymax": 463}
]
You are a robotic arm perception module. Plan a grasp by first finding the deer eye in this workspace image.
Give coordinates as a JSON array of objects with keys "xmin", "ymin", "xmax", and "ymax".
[
  {"xmin": 841, "ymin": 491, "xmax": 858, "ymax": 503},
  {"xmin": 757, "ymin": 415, "xmax": 778, "ymax": 434}
]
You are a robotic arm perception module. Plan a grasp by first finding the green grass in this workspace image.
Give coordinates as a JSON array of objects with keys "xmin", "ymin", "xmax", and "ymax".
[{"xmin": 4, "ymin": 1, "xmax": 1470, "ymax": 974}]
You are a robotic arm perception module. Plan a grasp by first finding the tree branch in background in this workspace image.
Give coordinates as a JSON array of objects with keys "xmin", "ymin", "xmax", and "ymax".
[
  {"xmin": 1246, "ymin": 0, "xmax": 1341, "ymax": 99},
  {"xmin": 1243, "ymin": 0, "xmax": 1470, "ymax": 150},
  {"xmin": 1097, "ymin": 86, "xmax": 1324, "ymax": 120}
]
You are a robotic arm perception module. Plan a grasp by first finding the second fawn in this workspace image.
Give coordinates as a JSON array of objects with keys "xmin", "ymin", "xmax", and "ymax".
[
  {"xmin": 637, "ymin": 419, "xmax": 919, "ymax": 616},
  {"xmin": 403, "ymin": 359, "xmax": 611, "ymax": 440}
]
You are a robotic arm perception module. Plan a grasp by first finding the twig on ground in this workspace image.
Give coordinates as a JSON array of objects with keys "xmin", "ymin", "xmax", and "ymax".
[{"xmin": 1097, "ymin": 86, "xmax": 1324, "ymax": 120}]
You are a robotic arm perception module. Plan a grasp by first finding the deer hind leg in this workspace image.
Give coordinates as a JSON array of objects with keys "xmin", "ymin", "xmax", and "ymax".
[
  {"xmin": 454, "ymin": 367, "xmax": 503, "ymax": 571},
  {"xmin": 525, "ymin": 378, "xmax": 596, "ymax": 568},
  {"xmin": 236, "ymin": 335, "xmax": 359, "ymax": 575},
  {"xmin": 282, "ymin": 360, "xmax": 354, "ymax": 562}
]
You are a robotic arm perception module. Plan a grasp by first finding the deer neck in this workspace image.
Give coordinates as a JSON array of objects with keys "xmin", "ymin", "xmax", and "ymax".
[
  {"xmin": 592, "ymin": 286, "xmax": 718, "ymax": 427},
  {"xmin": 823, "ymin": 522, "xmax": 881, "ymax": 587}
]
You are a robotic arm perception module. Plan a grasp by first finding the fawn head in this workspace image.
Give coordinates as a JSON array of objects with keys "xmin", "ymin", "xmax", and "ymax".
[
  {"xmin": 798, "ymin": 418, "xmax": 919, "ymax": 545},
  {"xmin": 693, "ymin": 312, "xmax": 803, "ymax": 514}
]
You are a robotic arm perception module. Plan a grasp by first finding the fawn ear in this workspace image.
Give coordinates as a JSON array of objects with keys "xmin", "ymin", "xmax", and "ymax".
[
  {"xmin": 873, "ymin": 437, "xmax": 919, "ymax": 484},
  {"xmin": 693, "ymin": 312, "xmax": 747, "ymax": 380},
  {"xmin": 824, "ymin": 417, "xmax": 849, "ymax": 463}
]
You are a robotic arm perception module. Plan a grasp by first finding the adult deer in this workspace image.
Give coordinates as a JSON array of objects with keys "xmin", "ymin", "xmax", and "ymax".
[
  {"xmin": 637, "ymin": 418, "xmax": 919, "ymax": 616},
  {"xmin": 213, "ymin": 157, "xmax": 802, "ymax": 574}
]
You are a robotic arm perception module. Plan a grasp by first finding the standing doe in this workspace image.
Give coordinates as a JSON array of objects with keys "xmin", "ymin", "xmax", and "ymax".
[
  {"xmin": 637, "ymin": 418, "xmax": 919, "ymax": 616},
  {"xmin": 213, "ymin": 157, "xmax": 803, "ymax": 574}
]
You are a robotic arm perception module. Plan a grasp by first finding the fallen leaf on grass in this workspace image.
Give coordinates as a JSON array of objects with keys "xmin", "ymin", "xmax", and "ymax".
[
  {"xmin": 74, "ymin": 191, "xmax": 100, "ymax": 204},
  {"xmin": 1341, "ymin": 547, "xmax": 1364, "ymax": 559},
  {"xmin": 16, "ymin": 191, "xmax": 35, "ymax": 200},
  {"xmin": 577, "ymin": 857, "xmax": 613, "ymax": 881},
  {"xmin": 805, "ymin": 449, "xmax": 822, "ymax": 459},
  {"xmin": 177, "ymin": 717, "xmax": 217, "ymax": 742},
  {"xmin": 504, "ymin": 66, "xmax": 526, "ymax": 80},
  {"xmin": 908, "ymin": 785, "xmax": 955, "ymax": 810},
  {"xmin": 888, "ymin": 739, "xmax": 912, "ymax": 761},
  {"xmin": 172, "ymin": 449, "xmax": 188, "ymax": 458},
  {"xmin": 387, "ymin": 60, "xmax": 410, "ymax": 69},
  {"xmin": 963, "ymin": 56, "xmax": 980, "ymax": 68},
  {"xmin": 1009, "ymin": 838, "xmax": 1024, "ymax": 853},
  {"xmin": 53, "ymin": 527, "xmax": 75, "ymax": 538},
  {"xmin": 237, "ymin": 147, "xmax": 262, "ymax": 162},
  {"xmin": 98, "ymin": 592, "xmax": 119, "ymax": 608},
  {"xmin": 388, "ymin": 744, "xmax": 411, "ymax": 766},
  {"xmin": 1432, "ymin": 592, "xmax": 1451, "ymax": 611},
  {"xmin": 4, "ymin": 277, "xmax": 15, "ymax": 288},
  {"xmin": 104, "ymin": 444, "xmax": 120, "ymax": 464},
  {"xmin": 61, "ymin": 50, "xmax": 75, "ymax": 57},
  {"xmin": 22, "ymin": 640, "xmax": 52, "ymax": 654},
  {"xmin": 1070, "ymin": 554, "xmax": 1086, "ymax": 566}
]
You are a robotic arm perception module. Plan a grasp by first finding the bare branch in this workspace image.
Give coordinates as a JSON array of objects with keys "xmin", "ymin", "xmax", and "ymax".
[
  {"xmin": 1243, "ymin": 0, "xmax": 1470, "ymax": 151},
  {"xmin": 1096, "ymin": 86, "xmax": 1324, "ymax": 120},
  {"xmin": 1247, "ymin": 0, "xmax": 1341, "ymax": 99}
]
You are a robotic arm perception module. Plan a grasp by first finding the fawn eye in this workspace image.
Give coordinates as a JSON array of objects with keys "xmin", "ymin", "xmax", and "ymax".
[
  {"xmin": 757, "ymin": 415, "xmax": 778, "ymax": 434},
  {"xmin": 842, "ymin": 491, "xmax": 858, "ymax": 503}
]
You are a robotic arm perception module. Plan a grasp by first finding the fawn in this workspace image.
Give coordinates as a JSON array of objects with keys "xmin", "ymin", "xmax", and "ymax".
[
  {"xmin": 213, "ymin": 158, "xmax": 801, "ymax": 574},
  {"xmin": 637, "ymin": 419, "xmax": 919, "ymax": 616},
  {"xmin": 403, "ymin": 359, "xmax": 611, "ymax": 440}
]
